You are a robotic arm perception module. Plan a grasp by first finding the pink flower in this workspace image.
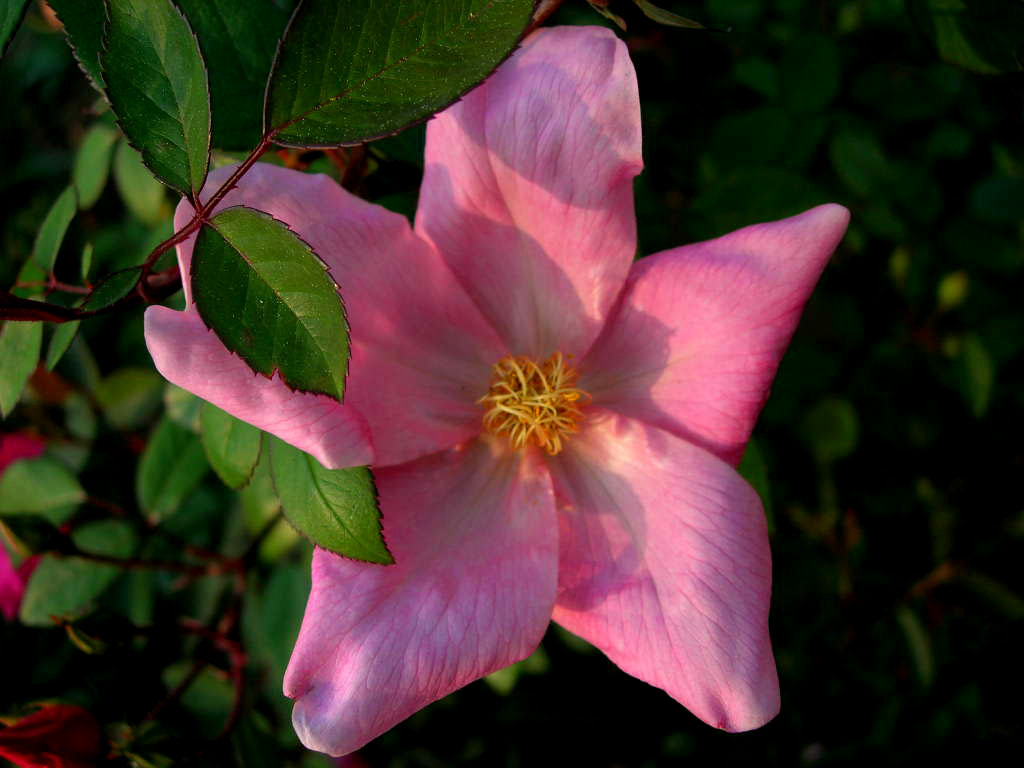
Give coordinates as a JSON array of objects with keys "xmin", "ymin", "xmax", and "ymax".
[
  {"xmin": 0, "ymin": 703, "xmax": 104, "ymax": 768},
  {"xmin": 145, "ymin": 26, "xmax": 849, "ymax": 756},
  {"xmin": 0, "ymin": 434, "xmax": 45, "ymax": 622}
]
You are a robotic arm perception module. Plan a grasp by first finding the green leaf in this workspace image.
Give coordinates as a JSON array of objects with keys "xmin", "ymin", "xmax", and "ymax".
[
  {"xmin": 45, "ymin": 320, "xmax": 81, "ymax": 371},
  {"xmin": 800, "ymin": 396, "xmax": 860, "ymax": 464},
  {"xmin": 47, "ymin": 0, "xmax": 106, "ymax": 89},
  {"xmin": 265, "ymin": 0, "xmax": 536, "ymax": 147},
  {"xmin": 83, "ymin": 267, "xmax": 139, "ymax": 311},
  {"xmin": 0, "ymin": 0, "xmax": 29, "ymax": 57},
  {"xmin": 94, "ymin": 368, "xmax": 164, "ymax": 430},
  {"xmin": 738, "ymin": 437, "xmax": 773, "ymax": 531},
  {"xmin": 269, "ymin": 436, "xmax": 391, "ymax": 563},
  {"xmin": 957, "ymin": 333, "xmax": 994, "ymax": 418},
  {"xmin": 19, "ymin": 519, "xmax": 137, "ymax": 626},
  {"xmin": 0, "ymin": 320, "xmax": 42, "ymax": 417},
  {"xmin": 177, "ymin": 0, "xmax": 295, "ymax": 150},
  {"xmin": 136, "ymin": 418, "xmax": 210, "ymax": 522},
  {"xmin": 634, "ymin": 0, "xmax": 704, "ymax": 28},
  {"xmin": 909, "ymin": 0, "xmax": 1024, "ymax": 74},
  {"xmin": 0, "ymin": 456, "xmax": 85, "ymax": 524},
  {"xmin": 895, "ymin": 605, "xmax": 934, "ymax": 689},
  {"xmin": 72, "ymin": 123, "xmax": 118, "ymax": 209},
  {"xmin": 102, "ymin": 0, "xmax": 211, "ymax": 197},
  {"xmin": 31, "ymin": 185, "xmax": 78, "ymax": 272},
  {"xmin": 781, "ymin": 35, "xmax": 840, "ymax": 114},
  {"xmin": 191, "ymin": 205, "xmax": 349, "ymax": 400},
  {"xmin": 199, "ymin": 401, "xmax": 263, "ymax": 489},
  {"xmin": 112, "ymin": 139, "xmax": 168, "ymax": 225}
]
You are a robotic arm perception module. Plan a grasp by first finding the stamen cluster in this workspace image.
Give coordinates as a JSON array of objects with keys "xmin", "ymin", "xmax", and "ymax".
[{"xmin": 478, "ymin": 352, "xmax": 589, "ymax": 455}]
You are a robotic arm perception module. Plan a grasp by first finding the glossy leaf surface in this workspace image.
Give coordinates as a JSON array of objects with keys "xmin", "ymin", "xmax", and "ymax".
[{"xmin": 191, "ymin": 206, "xmax": 349, "ymax": 400}]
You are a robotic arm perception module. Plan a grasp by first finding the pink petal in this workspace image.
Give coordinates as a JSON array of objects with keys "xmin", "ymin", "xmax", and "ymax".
[
  {"xmin": 549, "ymin": 410, "xmax": 778, "ymax": 732},
  {"xmin": 0, "ymin": 546, "xmax": 25, "ymax": 621},
  {"xmin": 149, "ymin": 163, "xmax": 507, "ymax": 467},
  {"xmin": 145, "ymin": 305, "xmax": 372, "ymax": 469},
  {"xmin": 417, "ymin": 25, "xmax": 643, "ymax": 358},
  {"xmin": 580, "ymin": 204, "xmax": 850, "ymax": 465},
  {"xmin": 284, "ymin": 438, "xmax": 558, "ymax": 756},
  {"xmin": 0, "ymin": 433, "xmax": 45, "ymax": 473}
]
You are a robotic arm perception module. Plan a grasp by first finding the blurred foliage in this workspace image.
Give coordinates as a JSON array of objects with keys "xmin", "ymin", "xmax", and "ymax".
[{"xmin": 1, "ymin": 0, "xmax": 1023, "ymax": 765}]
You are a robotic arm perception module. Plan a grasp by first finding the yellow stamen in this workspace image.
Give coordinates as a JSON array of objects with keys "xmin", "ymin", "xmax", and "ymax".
[{"xmin": 478, "ymin": 352, "xmax": 590, "ymax": 455}]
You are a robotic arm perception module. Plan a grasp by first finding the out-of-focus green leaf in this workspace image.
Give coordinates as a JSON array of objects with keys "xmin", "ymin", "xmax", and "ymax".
[
  {"xmin": 163, "ymin": 384, "xmax": 202, "ymax": 431},
  {"xmin": 485, "ymin": 645, "xmax": 549, "ymax": 695},
  {"xmin": 829, "ymin": 130, "xmax": 892, "ymax": 198},
  {"xmin": 265, "ymin": 0, "xmax": 536, "ymax": 147},
  {"xmin": 241, "ymin": 451, "xmax": 294, "ymax": 562},
  {"xmin": 959, "ymin": 569, "xmax": 1024, "ymax": 619},
  {"xmin": 634, "ymin": 0, "xmax": 703, "ymax": 28},
  {"xmin": 94, "ymin": 368, "xmax": 164, "ymax": 430},
  {"xmin": 0, "ymin": 456, "xmax": 84, "ymax": 523},
  {"xmin": 0, "ymin": 514, "xmax": 65, "ymax": 555},
  {"xmin": 269, "ymin": 436, "xmax": 391, "ymax": 563},
  {"xmin": 45, "ymin": 320, "xmax": 80, "ymax": 371},
  {"xmin": 738, "ymin": 437, "xmax": 773, "ymax": 531},
  {"xmin": 200, "ymin": 401, "xmax": 262, "ymax": 489},
  {"xmin": 176, "ymin": 0, "xmax": 294, "ymax": 150},
  {"xmin": 83, "ymin": 268, "xmax": 139, "ymax": 311},
  {"xmin": 909, "ymin": 0, "xmax": 1024, "ymax": 74},
  {"xmin": 31, "ymin": 185, "xmax": 77, "ymax": 272},
  {"xmin": 136, "ymin": 418, "xmax": 210, "ymax": 522},
  {"xmin": 936, "ymin": 270, "xmax": 969, "ymax": 311},
  {"xmin": 72, "ymin": 123, "xmax": 118, "ymax": 209},
  {"xmin": 112, "ymin": 140, "xmax": 167, "ymax": 225},
  {"xmin": 781, "ymin": 35, "xmax": 840, "ymax": 113},
  {"xmin": 800, "ymin": 396, "xmax": 860, "ymax": 464},
  {"xmin": 102, "ymin": 0, "xmax": 211, "ymax": 197},
  {"xmin": 19, "ymin": 519, "xmax": 137, "ymax": 626},
  {"xmin": 47, "ymin": 0, "xmax": 106, "ymax": 89},
  {"xmin": 957, "ymin": 333, "xmax": 994, "ymax": 418},
  {"xmin": 0, "ymin": 0, "xmax": 29, "ymax": 57},
  {"xmin": 971, "ymin": 175, "xmax": 1024, "ymax": 222},
  {"xmin": 163, "ymin": 662, "xmax": 234, "ymax": 738},
  {"xmin": 191, "ymin": 206, "xmax": 349, "ymax": 401},
  {"xmin": 0, "ymin": 320, "xmax": 42, "ymax": 417},
  {"xmin": 896, "ymin": 605, "xmax": 934, "ymax": 689}
]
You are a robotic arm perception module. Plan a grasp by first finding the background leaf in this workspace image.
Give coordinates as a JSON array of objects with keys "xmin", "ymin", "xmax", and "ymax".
[
  {"xmin": 177, "ymin": 0, "xmax": 295, "ymax": 150},
  {"xmin": 0, "ymin": 320, "xmax": 42, "ymax": 418},
  {"xmin": 268, "ymin": 436, "xmax": 391, "ymax": 563},
  {"xmin": 199, "ymin": 401, "xmax": 263, "ymax": 489},
  {"xmin": 265, "ymin": 0, "xmax": 536, "ymax": 147},
  {"xmin": 0, "ymin": 455, "xmax": 84, "ymax": 524},
  {"xmin": 190, "ymin": 205, "xmax": 349, "ymax": 400},
  {"xmin": 19, "ymin": 519, "xmax": 137, "ymax": 626},
  {"xmin": 31, "ymin": 185, "xmax": 77, "ymax": 272},
  {"xmin": 112, "ymin": 139, "xmax": 168, "ymax": 225},
  {"xmin": 0, "ymin": 0, "xmax": 29, "ymax": 57},
  {"xmin": 72, "ymin": 122, "xmax": 118, "ymax": 209},
  {"xmin": 45, "ymin": 320, "xmax": 81, "ymax": 371},
  {"xmin": 101, "ymin": 0, "xmax": 211, "ymax": 197},
  {"xmin": 136, "ymin": 417, "xmax": 210, "ymax": 522}
]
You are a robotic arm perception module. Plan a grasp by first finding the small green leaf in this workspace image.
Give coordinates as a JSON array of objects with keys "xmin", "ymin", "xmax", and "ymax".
[
  {"xmin": 781, "ymin": 35, "xmax": 840, "ymax": 114},
  {"xmin": 112, "ymin": 139, "xmax": 167, "ymax": 225},
  {"xmin": 31, "ymin": 186, "xmax": 78, "ymax": 272},
  {"xmin": 47, "ymin": 0, "xmax": 106, "ymax": 89},
  {"xmin": 163, "ymin": 662, "xmax": 234, "ymax": 738},
  {"xmin": 800, "ymin": 396, "xmax": 860, "ymax": 464},
  {"xmin": 45, "ymin": 320, "xmax": 81, "ymax": 371},
  {"xmin": 102, "ymin": 0, "xmax": 211, "ymax": 197},
  {"xmin": 72, "ymin": 123, "xmax": 118, "ymax": 209},
  {"xmin": 909, "ymin": 0, "xmax": 1024, "ymax": 74},
  {"xmin": 199, "ymin": 401, "xmax": 262, "ymax": 489},
  {"xmin": 957, "ymin": 333, "xmax": 994, "ymax": 418},
  {"xmin": 0, "ymin": 0, "xmax": 29, "ymax": 57},
  {"xmin": 19, "ymin": 519, "xmax": 137, "ymax": 626},
  {"xmin": 0, "ymin": 456, "xmax": 85, "ymax": 524},
  {"xmin": 895, "ymin": 605, "xmax": 934, "ymax": 690},
  {"xmin": 83, "ymin": 268, "xmax": 139, "ymax": 311},
  {"xmin": 94, "ymin": 368, "xmax": 164, "ymax": 430},
  {"xmin": 136, "ymin": 418, "xmax": 210, "ymax": 522},
  {"xmin": 176, "ymin": 0, "xmax": 294, "ymax": 150},
  {"xmin": 191, "ymin": 205, "xmax": 349, "ymax": 400},
  {"xmin": 0, "ymin": 320, "xmax": 42, "ymax": 418},
  {"xmin": 269, "ymin": 436, "xmax": 391, "ymax": 563},
  {"xmin": 634, "ymin": 0, "xmax": 704, "ymax": 28},
  {"xmin": 265, "ymin": 0, "xmax": 536, "ymax": 147},
  {"xmin": 80, "ymin": 243, "xmax": 93, "ymax": 281}
]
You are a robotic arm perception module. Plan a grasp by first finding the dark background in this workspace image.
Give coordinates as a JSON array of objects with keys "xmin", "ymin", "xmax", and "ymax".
[{"xmin": 2, "ymin": 0, "xmax": 1023, "ymax": 765}]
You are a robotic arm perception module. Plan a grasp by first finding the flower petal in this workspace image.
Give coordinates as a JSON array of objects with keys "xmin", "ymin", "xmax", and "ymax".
[
  {"xmin": 150, "ymin": 162, "xmax": 507, "ymax": 467},
  {"xmin": 581, "ymin": 204, "xmax": 850, "ymax": 465},
  {"xmin": 549, "ymin": 410, "xmax": 778, "ymax": 732},
  {"xmin": 0, "ymin": 433, "xmax": 45, "ymax": 473},
  {"xmin": 145, "ymin": 305, "xmax": 372, "ymax": 469},
  {"xmin": 284, "ymin": 439, "xmax": 558, "ymax": 757},
  {"xmin": 417, "ymin": 25, "xmax": 643, "ymax": 358}
]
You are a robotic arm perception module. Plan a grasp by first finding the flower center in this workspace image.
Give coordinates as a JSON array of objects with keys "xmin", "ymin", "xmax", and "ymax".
[{"xmin": 478, "ymin": 352, "xmax": 590, "ymax": 455}]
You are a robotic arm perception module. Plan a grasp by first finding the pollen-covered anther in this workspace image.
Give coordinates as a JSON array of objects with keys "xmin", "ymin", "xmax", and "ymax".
[{"xmin": 478, "ymin": 352, "xmax": 590, "ymax": 455}]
